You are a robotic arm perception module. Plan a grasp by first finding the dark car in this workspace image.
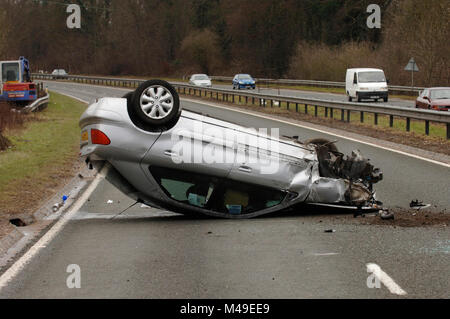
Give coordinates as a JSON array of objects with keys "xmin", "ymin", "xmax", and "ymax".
[
  {"xmin": 232, "ymin": 74, "xmax": 256, "ymax": 90},
  {"xmin": 416, "ymin": 87, "xmax": 450, "ymax": 111}
]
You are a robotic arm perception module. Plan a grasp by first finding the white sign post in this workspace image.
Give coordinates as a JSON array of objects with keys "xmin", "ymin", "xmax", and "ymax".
[{"xmin": 404, "ymin": 58, "xmax": 419, "ymax": 88}]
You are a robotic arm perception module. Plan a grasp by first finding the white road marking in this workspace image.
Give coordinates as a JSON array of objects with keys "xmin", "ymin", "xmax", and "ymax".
[
  {"xmin": 183, "ymin": 98, "xmax": 450, "ymax": 168},
  {"xmin": 366, "ymin": 263, "xmax": 407, "ymax": 296},
  {"xmin": 0, "ymin": 164, "xmax": 110, "ymax": 291},
  {"xmin": 313, "ymin": 253, "xmax": 340, "ymax": 256}
]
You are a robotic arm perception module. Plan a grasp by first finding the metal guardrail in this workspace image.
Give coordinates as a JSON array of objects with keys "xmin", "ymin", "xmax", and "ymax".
[
  {"xmin": 22, "ymin": 92, "xmax": 50, "ymax": 113},
  {"xmin": 209, "ymin": 76, "xmax": 425, "ymax": 94},
  {"xmin": 31, "ymin": 73, "xmax": 450, "ymax": 139}
]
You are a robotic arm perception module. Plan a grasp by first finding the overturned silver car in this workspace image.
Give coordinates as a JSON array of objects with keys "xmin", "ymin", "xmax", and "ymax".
[{"xmin": 79, "ymin": 80, "xmax": 384, "ymax": 218}]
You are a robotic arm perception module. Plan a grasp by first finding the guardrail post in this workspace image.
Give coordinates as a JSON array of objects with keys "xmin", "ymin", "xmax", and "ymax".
[
  {"xmin": 406, "ymin": 118, "xmax": 411, "ymax": 132},
  {"xmin": 232, "ymin": 95, "xmax": 235, "ymax": 103},
  {"xmin": 325, "ymin": 107, "xmax": 328, "ymax": 118},
  {"xmin": 252, "ymin": 97, "xmax": 255, "ymax": 105},
  {"xmin": 347, "ymin": 110, "xmax": 351, "ymax": 122},
  {"xmin": 315, "ymin": 105, "xmax": 318, "ymax": 117},
  {"xmin": 425, "ymin": 121, "xmax": 430, "ymax": 135},
  {"xmin": 286, "ymin": 102, "xmax": 289, "ymax": 110},
  {"xmin": 447, "ymin": 124, "xmax": 450, "ymax": 140},
  {"xmin": 341, "ymin": 109, "xmax": 345, "ymax": 121},
  {"xmin": 374, "ymin": 113, "xmax": 378, "ymax": 125},
  {"xmin": 390, "ymin": 115, "xmax": 394, "ymax": 127},
  {"xmin": 296, "ymin": 103, "xmax": 299, "ymax": 112},
  {"xmin": 360, "ymin": 112, "xmax": 364, "ymax": 123},
  {"xmin": 330, "ymin": 108, "xmax": 334, "ymax": 119},
  {"xmin": 304, "ymin": 104, "xmax": 308, "ymax": 114},
  {"xmin": 245, "ymin": 96, "xmax": 248, "ymax": 104}
]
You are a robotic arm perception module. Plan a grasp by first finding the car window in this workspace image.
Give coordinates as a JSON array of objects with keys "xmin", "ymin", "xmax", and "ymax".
[
  {"xmin": 358, "ymin": 71, "xmax": 386, "ymax": 83},
  {"xmin": 150, "ymin": 166, "xmax": 285, "ymax": 215},
  {"xmin": 150, "ymin": 166, "xmax": 218, "ymax": 209},
  {"xmin": 2, "ymin": 62, "xmax": 20, "ymax": 82},
  {"xmin": 208, "ymin": 179, "xmax": 286, "ymax": 215},
  {"xmin": 430, "ymin": 89, "xmax": 450, "ymax": 100}
]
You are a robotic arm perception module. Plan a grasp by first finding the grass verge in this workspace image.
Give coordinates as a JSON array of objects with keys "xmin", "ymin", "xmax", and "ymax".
[{"xmin": 0, "ymin": 92, "xmax": 87, "ymax": 219}]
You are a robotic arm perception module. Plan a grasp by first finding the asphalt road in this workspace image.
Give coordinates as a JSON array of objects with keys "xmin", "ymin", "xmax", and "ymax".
[
  {"xmin": 203, "ymin": 83, "xmax": 415, "ymax": 108},
  {"xmin": 0, "ymin": 81, "xmax": 448, "ymax": 299}
]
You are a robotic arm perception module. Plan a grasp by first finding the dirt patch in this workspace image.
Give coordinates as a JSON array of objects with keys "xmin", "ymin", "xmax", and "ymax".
[
  {"xmin": 182, "ymin": 95, "xmax": 450, "ymax": 156},
  {"xmin": 0, "ymin": 220, "xmax": 15, "ymax": 239}
]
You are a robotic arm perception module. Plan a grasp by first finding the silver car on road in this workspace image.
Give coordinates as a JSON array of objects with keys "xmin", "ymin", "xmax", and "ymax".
[{"xmin": 79, "ymin": 80, "xmax": 384, "ymax": 218}]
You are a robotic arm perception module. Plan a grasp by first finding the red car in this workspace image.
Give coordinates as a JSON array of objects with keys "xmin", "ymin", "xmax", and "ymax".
[{"xmin": 416, "ymin": 87, "xmax": 450, "ymax": 111}]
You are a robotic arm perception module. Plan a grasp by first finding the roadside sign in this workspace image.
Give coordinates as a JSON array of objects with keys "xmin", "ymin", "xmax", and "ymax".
[
  {"xmin": 404, "ymin": 58, "xmax": 419, "ymax": 87},
  {"xmin": 404, "ymin": 58, "xmax": 419, "ymax": 72}
]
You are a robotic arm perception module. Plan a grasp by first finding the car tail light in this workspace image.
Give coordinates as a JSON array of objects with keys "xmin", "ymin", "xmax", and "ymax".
[{"xmin": 91, "ymin": 129, "xmax": 111, "ymax": 145}]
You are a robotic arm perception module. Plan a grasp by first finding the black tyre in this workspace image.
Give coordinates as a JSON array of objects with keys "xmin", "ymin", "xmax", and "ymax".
[
  {"xmin": 348, "ymin": 94, "xmax": 352, "ymax": 102},
  {"xmin": 130, "ymin": 80, "xmax": 180, "ymax": 127},
  {"xmin": 383, "ymin": 97, "xmax": 388, "ymax": 102},
  {"xmin": 305, "ymin": 138, "xmax": 339, "ymax": 154},
  {"xmin": 357, "ymin": 93, "xmax": 362, "ymax": 102}
]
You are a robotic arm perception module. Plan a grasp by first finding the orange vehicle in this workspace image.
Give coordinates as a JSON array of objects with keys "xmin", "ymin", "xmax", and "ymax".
[{"xmin": 0, "ymin": 57, "xmax": 37, "ymax": 103}]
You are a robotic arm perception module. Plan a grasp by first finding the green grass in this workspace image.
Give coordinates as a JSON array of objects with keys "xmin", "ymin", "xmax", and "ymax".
[{"xmin": 0, "ymin": 92, "xmax": 87, "ymax": 214}]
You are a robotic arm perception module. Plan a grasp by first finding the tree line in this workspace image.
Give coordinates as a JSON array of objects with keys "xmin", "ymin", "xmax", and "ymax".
[{"xmin": 0, "ymin": 0, "xmax": 448, "ymax": 86}]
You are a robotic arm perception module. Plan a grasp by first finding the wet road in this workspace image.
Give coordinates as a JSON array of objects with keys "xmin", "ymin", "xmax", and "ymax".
[{"xmin": 0, "ymin": 81, "xmax": 448, "ymax": 299}]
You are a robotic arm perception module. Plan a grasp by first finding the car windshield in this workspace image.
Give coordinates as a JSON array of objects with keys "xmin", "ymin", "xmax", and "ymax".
[
  {"xmin": 358, "ymin": 71, "xmax": 386, "ymax": 83},
  {"xmin": 430, "ymin": 89, "xmax": 450, "ymax": 99},
  {"xmin": 193, "ymin": 75, "xmax": 208, "ymax": 80},
  {"xmin": 2, "ymin": 62, "xmax": 20, "ymax": 82},
  {"xmin": 238, "ymin": 74, "xmax": 252, "ymax": 80}
]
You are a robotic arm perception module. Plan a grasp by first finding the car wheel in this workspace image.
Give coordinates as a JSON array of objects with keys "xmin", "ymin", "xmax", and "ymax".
[
  {"xmin": 128, "ymin": 80, "xmax": 181, "ymax": 131},
  {"xmin": 383, "ymin": 97, "xmax": 388, "ymax": 102},
  {"xmin": 305, "ymin": 138, "xmax": 339, "ymax": 154},
  {"xmin": 357, "ymin": 93, "xmax": 362, "ymax": 102},
  {"xmin": 348, "ymin": 95, "xmax": 352, "ymax": 102}
]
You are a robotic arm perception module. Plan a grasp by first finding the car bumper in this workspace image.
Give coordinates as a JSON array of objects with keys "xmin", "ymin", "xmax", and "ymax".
[
  {"xmin": 238, "ymin": 84, "xmax": 256, "ymax": 89},
  {"xmin": 358, "ymin": 91, "xmax": 388, "ymax": 99}
]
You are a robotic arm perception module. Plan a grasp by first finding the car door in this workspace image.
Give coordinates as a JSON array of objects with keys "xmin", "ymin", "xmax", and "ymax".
[
  {"xmin": 417, "ymin": 89, "xmax": 429, "ymax": 109},
  {"xmin": 226, "ymin": 130, "xmax": 313, "ymax": 195},
  {"xmin": 142, "ymin": 113, "xmax": 235, "ymax": 178}
]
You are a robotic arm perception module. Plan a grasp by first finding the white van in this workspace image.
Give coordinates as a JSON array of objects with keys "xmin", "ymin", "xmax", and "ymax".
[{"xmin": 346, "ymin": 68, "xmax": 389, "ymax": 102}]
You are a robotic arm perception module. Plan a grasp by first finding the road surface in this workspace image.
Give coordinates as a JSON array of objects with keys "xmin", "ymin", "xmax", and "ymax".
[{"xmin": 0, "ymin": 81, "xmax": 448, "ymax": 299}]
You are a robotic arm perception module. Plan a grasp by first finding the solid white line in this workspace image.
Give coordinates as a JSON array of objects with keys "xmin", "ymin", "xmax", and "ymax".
[
  {"xmin": 0, "ymin": 164, "xmax": 110, "ymax": 291},
  {"xmin": 50, "ymin": 91, "xmax": 89, "ymax": 104},
  {"xmin": 367, "ymin": 263, "xmax": 407, "ymax": 296},
  {"xmin": 182, "ymin": 98, "xmax": 450, "ymax": 168}
]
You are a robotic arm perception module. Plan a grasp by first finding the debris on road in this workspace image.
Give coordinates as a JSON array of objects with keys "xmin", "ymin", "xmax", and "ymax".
[
  {"xmin": 52, "ymin": 195, "xmax": 68, "ymax": 212},
  {"xmin": 410, "ymin": 200, "xmax": 432, "ymax": 210},
  {"xmin": 379, "ymin": 209, "xmax": 395, "ymax": 220},
  {"xmin": 324, "ymin": 229, "xmax": 336, "ymax": 233},
  {"xmin": 107, "ymin": 200, "xmax": 114, "ymax": 204}
]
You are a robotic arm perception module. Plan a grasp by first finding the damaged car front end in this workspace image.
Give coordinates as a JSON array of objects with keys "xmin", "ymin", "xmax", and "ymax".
[{"xmin": 79, "ymin": 80, "xmax": 386, "ymax": 219}]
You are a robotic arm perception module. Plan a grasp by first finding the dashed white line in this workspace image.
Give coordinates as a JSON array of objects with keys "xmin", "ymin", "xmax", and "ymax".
[{"xmin": 367, "ymin": 263, "xmax": 407, "ymax": 296}]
